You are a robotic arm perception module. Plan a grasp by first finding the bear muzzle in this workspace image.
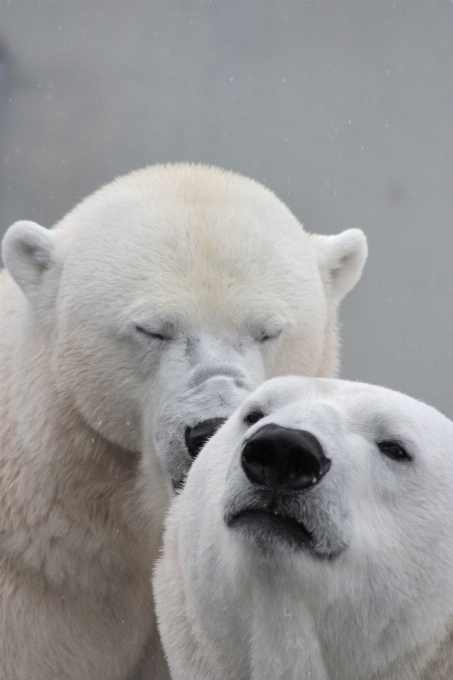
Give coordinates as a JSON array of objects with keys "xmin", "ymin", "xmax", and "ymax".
[{"xmin": 223, "ymin": 425, "xmax": 342, "ymax": 556}]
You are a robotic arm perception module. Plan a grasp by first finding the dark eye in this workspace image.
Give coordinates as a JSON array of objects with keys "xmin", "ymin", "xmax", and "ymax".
[
  {"xmin": 244, "ymin": 410, "xmax": 265, "ymax": 426},
  {"xmin": 135, "ymin": 325, "xmax": 167, "ymax": 341},
  {"xmin": 377, "ymin": 440, "xmax": 412, "ymax": 462}
]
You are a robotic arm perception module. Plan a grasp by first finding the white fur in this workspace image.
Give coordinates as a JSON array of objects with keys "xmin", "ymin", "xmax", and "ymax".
[
  {"xmin": 0, "ymin": 164, "xmax": 366, "ymax": 679},
  {"xmin": 155, "ymin": 376, "xmax": 453, "ymax": 680}
]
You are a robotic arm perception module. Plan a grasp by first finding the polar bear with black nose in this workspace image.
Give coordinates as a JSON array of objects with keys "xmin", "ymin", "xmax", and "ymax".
[
  {"xmin": 0, "ymin": 164, "xmax": 366, "ymax": 680},
  {"xmin": 154, "ymin": 376, "xmax": 453, "ymax": 680}
]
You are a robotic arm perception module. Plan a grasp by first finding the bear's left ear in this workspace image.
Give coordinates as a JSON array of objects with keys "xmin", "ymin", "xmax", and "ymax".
[
  {"xmin": 2, "ymin": 220, "xmax": 59, "ymax": 311},
  {"xmin": 310, "ymin": 228, "xmax": 368, "ymax": 306}
]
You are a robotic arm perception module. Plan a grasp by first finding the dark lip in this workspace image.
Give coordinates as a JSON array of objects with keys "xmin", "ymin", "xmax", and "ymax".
[
  {"xmin": 226, "ymin": 508, "xmax": 315, "ymax": 550},
  {"xmin": 172, "ymin": 478, "xmax": 185, "ymax": 492}
]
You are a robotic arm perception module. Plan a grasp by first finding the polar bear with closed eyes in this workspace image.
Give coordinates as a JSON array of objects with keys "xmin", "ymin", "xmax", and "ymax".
[
  {"xmin": 0, "ymin": 164, "xmax": 366, "ymax": 679},
  {"xmin": 154, "ymin": 376, "xmax": 453, "ymax": 680}
]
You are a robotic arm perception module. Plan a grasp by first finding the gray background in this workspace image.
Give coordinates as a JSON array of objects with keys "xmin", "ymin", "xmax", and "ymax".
[{"xmin": 1, "ymin": 1, "xmax": 452, "ymax": 416}]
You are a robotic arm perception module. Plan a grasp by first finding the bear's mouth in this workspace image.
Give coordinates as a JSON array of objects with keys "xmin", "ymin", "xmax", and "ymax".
[{"xmin": 226, "ymin": 508, "xmax": 315, "ymax": 551}]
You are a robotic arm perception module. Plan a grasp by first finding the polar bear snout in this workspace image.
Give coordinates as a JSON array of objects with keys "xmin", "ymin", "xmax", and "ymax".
[
  {"xmin": 241, "ymin": 424, "xmax": 331, "ymax": 491},
  {"xmin": 185, "ymin": 417, "xmax": 227, "ymax": 459}
]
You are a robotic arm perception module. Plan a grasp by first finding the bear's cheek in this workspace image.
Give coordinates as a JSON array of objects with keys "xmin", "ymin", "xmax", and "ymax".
[
  {"xmin": 346, "ymin": 469, "xmax": 415, "ymax": 563},
  {"xmin": 51, "ymin": 318, "xmax": 152, "ymax": 451}
]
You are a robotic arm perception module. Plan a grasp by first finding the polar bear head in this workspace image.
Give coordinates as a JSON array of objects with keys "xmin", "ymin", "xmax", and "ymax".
[
  {"xmin": 155, "ymin": 377, "xmax": 453, "ymax": 680},
  {"xmin": 1, "ymin": 164, "xmax": 367, "ymax": 489}
]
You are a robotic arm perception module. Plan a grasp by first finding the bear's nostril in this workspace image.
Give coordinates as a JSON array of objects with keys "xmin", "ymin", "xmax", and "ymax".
[
  {"xmin": 184, "ymin": 418, "xmax": 227, "ymax": 459},
  {"xmin": 241, "ymin": 424, "xmax": 331, "ymax": 490}
]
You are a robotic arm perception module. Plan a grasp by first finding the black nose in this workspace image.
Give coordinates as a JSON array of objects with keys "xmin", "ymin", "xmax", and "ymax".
[
  {"xmin": 184, "ymin": 417, "xmax": 227, "ymax": 459},
  {"xmin": 241, "ymin": 424, "xmax": 331, "ymax": 490}
]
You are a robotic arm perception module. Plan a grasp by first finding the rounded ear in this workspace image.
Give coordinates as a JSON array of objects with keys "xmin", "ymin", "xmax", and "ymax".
[
  {"xmin": 310, "ymin": 228, "xmax": 368, "ymax": 306},
  {"xmin": 2, "ymin": 220, "xmax": 58, "ymax": 309}
]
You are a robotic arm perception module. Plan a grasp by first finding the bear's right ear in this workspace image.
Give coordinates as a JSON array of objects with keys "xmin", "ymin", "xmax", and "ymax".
[{"xmin": 2, "ymin": 220, "xmax": 58, "ymax": 309}]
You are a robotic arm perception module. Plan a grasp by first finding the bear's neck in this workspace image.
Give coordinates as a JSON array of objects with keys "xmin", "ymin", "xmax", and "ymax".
[
  {"xmin": 246, "ymin": 553, "xmax": 447, "ymax": 680},
  {"xmin": 303, "ymin": 580, "xmax": 446, "ymax": 680}
]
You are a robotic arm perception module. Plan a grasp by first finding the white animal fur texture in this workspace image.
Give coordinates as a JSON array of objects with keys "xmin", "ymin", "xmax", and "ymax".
[
  {"xmin": 0, "ymin": 164, "xmax": 366, "ymax": 679},
  {"xmin": 154, "ymin": 376, "xmax": 453, "ymax": 680}
]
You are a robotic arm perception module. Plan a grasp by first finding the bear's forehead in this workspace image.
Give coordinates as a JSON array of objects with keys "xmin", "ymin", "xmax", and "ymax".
[
  {"xmin": 60, "ymin": 164, "xmax": 306, "ymax": 247},
  {"xmin": 58, "ymin": 181, "xmax": 316, "ymax": 298},
  {"xmin": 245, "ymin": 376, "xmax": 448, "ymax": 441}
]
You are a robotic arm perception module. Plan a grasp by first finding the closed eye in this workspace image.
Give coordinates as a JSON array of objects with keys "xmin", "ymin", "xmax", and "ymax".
[
  {"xmin": 377, "ymin": 440, "xmax": 412, "ymax": 463},
  {"xmin": 135, "ymin": 325, "xmax": 168, "ymax": 341},
  {"xmin": 250, "ymin": 316, "xmax": 284, "ymax": 344},
  {"xmin": 259, "ymin": 329, "xmax": 282, "ymax": 343}
]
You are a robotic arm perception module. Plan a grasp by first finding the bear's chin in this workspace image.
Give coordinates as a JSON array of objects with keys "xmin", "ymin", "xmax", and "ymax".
[{"xmin": 226, "ymin": 509, "xmax": 321, "ymax": 554}]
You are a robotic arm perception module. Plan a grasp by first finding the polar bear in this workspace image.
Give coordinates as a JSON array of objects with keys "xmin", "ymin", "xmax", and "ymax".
[
  {"xmin": 154, "ymin": 376, "xmax": 453, "ymax": 680},
  {"xmin": 0, "ymin": 164, "xmax": 366, "ymax": 680}
]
